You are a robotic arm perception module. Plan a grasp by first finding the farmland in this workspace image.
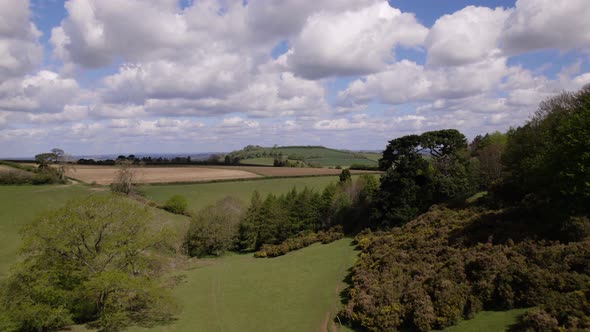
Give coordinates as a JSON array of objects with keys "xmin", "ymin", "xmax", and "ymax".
[
  {"xmin": 58, "ymin": 164, "xmax": 377, "ymax": 185},
  {"xmin": 64, "ymin": 165, "xmax": 260, "ymax": 184}
]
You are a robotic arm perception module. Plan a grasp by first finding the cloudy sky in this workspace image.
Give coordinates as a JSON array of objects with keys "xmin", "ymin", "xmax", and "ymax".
[{"xmin": 1, "ymin": 0, "xmax": 589, "ymax": 157}]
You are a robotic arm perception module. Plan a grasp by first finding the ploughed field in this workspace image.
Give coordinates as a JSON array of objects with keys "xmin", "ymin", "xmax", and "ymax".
[
  {"xmin": 66, "ymin": 165, "xmax": 260, "ymax": 184},
  {"xmin": 62, "ymin": 165, "xmax": 379, "ymax": 185}
]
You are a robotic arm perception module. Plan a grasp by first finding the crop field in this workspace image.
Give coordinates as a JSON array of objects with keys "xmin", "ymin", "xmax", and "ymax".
[
  {"xmin": 65, "ymin": 165, "xmax": 260, "ymax": 184},
  {"xmin": 0, "ymin": 165, "xmax": 15, "ymax": 172}
]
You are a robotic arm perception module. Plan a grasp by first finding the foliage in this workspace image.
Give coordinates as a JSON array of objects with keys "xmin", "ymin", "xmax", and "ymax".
[
  {"xmin": 238, "ymin": 177, "xmax": 375, "ymax": 251},
  {"xmin": 511, "ymin": 283, "xmax": 590, "ymax": 331},
  {"xmin": 0, "ymin": 159, "xmax": 66, "ymax": 185},
  {"xmin": 163, "ymin": 194, "xmax": 188, "ymax": 215},
  {"xmin": 500, "ymin": 85, "xmax": 590, "ymax": 221},
  {"xmin": 184, "ymin": 197, "xmax": 244, "ymax": 257},
  {"xmin": 0, "ymin": 194, "xmax": 176, "ymax": 331},
  {"xmin": 373, "ymin": 129, "xmax": 478, "ymax": 227},
  {"xmin": 254, "ymin": 226, "xmax": 344, "ymax": 258},
  {"xmin": 340, "ymin": 205, "xmax": 590, "ymax": 332},
  {"xmin": 339, "ymin": 168, "xmax": 352, "ymax": 183},
  {"xmin": 110, "ymin": 161, "xmax": 136, "ymax": 194}
]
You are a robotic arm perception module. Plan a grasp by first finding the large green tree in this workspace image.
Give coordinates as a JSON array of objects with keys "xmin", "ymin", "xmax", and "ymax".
[
  {"xmin": 373, "ymin": 129, "xmax": 477, "ymax": 227},
  {"xmin": 501, "ymin": 85, "xmax": 590, "ymax": 219},
  {"xmin": 0, "ymin": 194, "xmax": 176, "ymax": 332}
]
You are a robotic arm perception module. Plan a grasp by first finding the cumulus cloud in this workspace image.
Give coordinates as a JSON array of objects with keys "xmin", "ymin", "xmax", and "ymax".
[
  {"xmin": 286, "ymin": 1, "xmax": 428, "ymax": 79},
  {"xmin": 426, "ymin": 6, "xmax": 510, "ymax": 66},
  {"xmin": 501, "ymin": 0, "xmax": 590, "ymax": 54},
  {"xmin": 0, "ymin": 0, "xmax": 42, "ymax": 80},
  {"xmin": 0, "ymin": 71, "xmax": 80, "ymax": 113},
  {"xmin": 338, "ymin": 57, "xmax": 508, "ymax": 106}
]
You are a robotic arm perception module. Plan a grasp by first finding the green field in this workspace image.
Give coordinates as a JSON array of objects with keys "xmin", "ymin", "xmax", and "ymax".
[
  {"xmin": 140, "ymin": 175, "xmax": 353, "ymax": 212},
  {"xmin": 441, "ymin": 309, "xmax": 527, "ymax": 331},
  {"xmin": 240, "ymin": 157, "xmax": 275, "ymax": 166},
  {"xmin": 128, "ymin": 239, "xmax": 357, "ymax": 332},
  {"xmin": 231, "ymin": 146, "xmax": 378, "ymax": 167},
  {"xmin": 0, "ymin": 185, "xmax": 93, "ymax": 277},
  {"xmin": 359, "ymin": 152, "xmax": 381, "ymax": 162}
]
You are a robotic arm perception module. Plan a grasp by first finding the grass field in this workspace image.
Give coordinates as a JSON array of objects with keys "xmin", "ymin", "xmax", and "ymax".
[
  {"xmin": 0, "ymin": 185, "xmax": 93, "ymax": 277},
  {"xmin": 440, "ymin": 309, "xmax": 527, "ymax": 331},
  {"xmin": 140, "ymin": 175, "xmax": 366, "ymax": 212},
  {"xmin": 240, "ymin": 157, "xmax": 275, "ymax": 166},
  {"xmin": 128, "ymin": 239, "xmax": 358, "ymax": 332}
]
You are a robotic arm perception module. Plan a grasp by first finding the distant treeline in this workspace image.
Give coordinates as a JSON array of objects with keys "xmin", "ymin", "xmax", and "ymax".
[{"xmin": 77, "ymin": 154, "xmax": 228, "ymax": 166}]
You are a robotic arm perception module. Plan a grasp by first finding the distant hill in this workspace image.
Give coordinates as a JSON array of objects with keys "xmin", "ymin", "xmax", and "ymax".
[{"xmin": 228, "ymin": 145, "xmax": 379, "ymax": 167}]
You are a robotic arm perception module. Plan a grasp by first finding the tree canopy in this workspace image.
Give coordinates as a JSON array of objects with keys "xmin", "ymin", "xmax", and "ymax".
[{"xmin": 0, "ymin": 194, "xmax": 176, "ymax": 332}]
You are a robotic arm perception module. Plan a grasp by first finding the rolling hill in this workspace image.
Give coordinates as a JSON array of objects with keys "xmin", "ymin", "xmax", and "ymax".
[{"xmin": 229, "ymin": 145, "xmax": 379, "ymax": 167}]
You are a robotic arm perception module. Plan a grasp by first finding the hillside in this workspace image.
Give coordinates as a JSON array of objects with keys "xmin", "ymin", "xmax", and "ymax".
[{"xmin": 229, "ymin": 145, "xmax": 379, "ymax": 167}]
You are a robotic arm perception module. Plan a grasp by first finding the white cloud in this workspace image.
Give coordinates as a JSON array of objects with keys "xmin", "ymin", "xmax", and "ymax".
[
  {"xmin": 0, "ymin": 70, "xmax": 80, "ymax": 113},
  {"xmin": 426, "ymin": 6, "xmax": 510, "ymax": 66},
  {"xmin": 0, "ymin": 0, "xmax": 42, "ymax": 80},
  {"xmin": 501, "ymin": 0, "xmax": 590, "ymax": 54},
  {"xmin": 287, "ymin": 2, "xmax": 428, "ymax": 79},
  {"xmin": 338, "ymin": 57, "xmax": 508, "ymax": 106}
]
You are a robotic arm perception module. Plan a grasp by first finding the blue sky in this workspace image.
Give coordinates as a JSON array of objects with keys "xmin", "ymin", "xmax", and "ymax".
[{"xmin": 1, "ymin": 0, "xmax": 589, "ymax": 157}]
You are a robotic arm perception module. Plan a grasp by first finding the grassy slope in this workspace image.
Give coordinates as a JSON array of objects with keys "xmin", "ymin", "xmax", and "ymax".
[
  {"xmin": 0, "ymin": 185, "xmax": 92, "ymax": 277},
  {"xmin": 240, "ymin": 157, "xmax": 275, "ymax": 166},
  {"xmin": 441, "ymin": 309, "xmax": 527, "ymax": 331},
  {"xmin": 129, "ymin": 239, "xmax": 357, "ymax": 332},
  {"xmin": 140, "ymin": 175, "xmax": 354, "ymax": 212}
]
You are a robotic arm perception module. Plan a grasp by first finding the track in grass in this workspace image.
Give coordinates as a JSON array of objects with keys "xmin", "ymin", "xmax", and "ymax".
[{"xmin": 129, "ymin": 239, "xmax": 357, "ymax": 332}]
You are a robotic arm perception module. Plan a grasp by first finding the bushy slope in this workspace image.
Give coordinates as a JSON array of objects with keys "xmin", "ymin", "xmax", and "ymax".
[{"xmin": 341, "ymin": 204, "xmax": 590, "ymax": 332}]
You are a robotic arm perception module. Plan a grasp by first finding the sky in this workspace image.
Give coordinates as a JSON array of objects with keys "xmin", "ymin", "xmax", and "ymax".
[{"xmin": 1, "ymin": 0, "xmax": 590, "ymax": 157}]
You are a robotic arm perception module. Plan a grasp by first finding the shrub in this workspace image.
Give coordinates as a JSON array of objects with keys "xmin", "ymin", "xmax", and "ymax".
[
  {"xmin": 184, "ymin": 197, "xmax": 243, "ymax": 257},
  {"xmin": 163, "ymin": 195, "xmax": 188, "ymax": 215},
  {"xmin": 340, "ymin": 205, "xmax": 590, "ymax": 332},
  {"xmin": 254, "ymin": 226, "xmax": 344, "ymax": 258}
]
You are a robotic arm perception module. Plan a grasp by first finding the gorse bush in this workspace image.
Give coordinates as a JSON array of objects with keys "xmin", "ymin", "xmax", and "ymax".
[
  {"xmin": 340, "ymin": 205, "xmax": 590, "ymax": 332},
  {"xmin": 254, "ymin": 226, "xmax": 344, "ymax": 258},
  {"xmin": 163, "ymin": 194, "xmax": 188, "ymax": 215}
]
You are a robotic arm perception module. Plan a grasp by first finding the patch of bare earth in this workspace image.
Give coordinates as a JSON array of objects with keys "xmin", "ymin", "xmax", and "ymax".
[{"xmin": 66, "ymin": 166, "xmax": 260, "ymax": 185}]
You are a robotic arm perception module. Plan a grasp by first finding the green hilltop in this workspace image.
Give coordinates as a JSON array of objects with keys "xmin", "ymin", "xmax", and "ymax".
[{"xmin": 227, "ymin": 145, "xmax": 380, "ymax": 167}]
